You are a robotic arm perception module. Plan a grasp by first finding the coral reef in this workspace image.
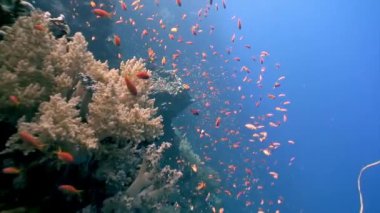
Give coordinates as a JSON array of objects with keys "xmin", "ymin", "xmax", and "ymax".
[
  {"xmin": 102, "ymin": 142, "xmax": 183, "ymax": 212},
  {"xmin": 0, "ymin": 11, "xmax": 182, "ymax": 212},
  {"xmin": 175, "ymin": 129, "xmax": 223, "ymax": 211}
]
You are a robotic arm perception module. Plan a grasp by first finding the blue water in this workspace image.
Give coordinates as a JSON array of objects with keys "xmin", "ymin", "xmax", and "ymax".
[
  {"xmin": 117, "ymin": 0, "xmax": 380, "ymax": 212},
  {"xmin": 34, "ymin": 0, "xmax": 380, "ymax": 212}
]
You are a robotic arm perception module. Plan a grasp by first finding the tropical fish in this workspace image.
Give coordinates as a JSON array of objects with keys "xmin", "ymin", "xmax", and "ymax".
[
  {"xmin": 215, "ymin": 117, "xmax": 221, "ymax": 128},
  {"xmin": 136, "ymin": 71, "xmax": 150, "ymax": 79},
  {"xmin": 92, "ymin": 8, "xmax": 112, "ymax": 18},
  {"xmin": 124, "ymin": 76, "xmax": 138, "ymax": 96},
  {"xmin": 9, "ymin": 95, "xmax": 20, "ymax": 105},
  {"xmin": 2, "ymin": 167, "xmax": 21, "ymax": 175},
  {"xmin": 58, "ymin": 184, "xmax": 82, "ymax": 195},
  {"xmin": 56, "ymin": 148, "xmax": 74, "ymax": 164},
  {"xmin": 113, "ymin": 35, "xmax": 121, "ymax": 46},
  {"xmin": 19, "ymin": 131, "xmax": 45, "ymax": 150},
  {"xmin": 237, "ymin": 19, "xmax": 242, "ymax": 30}
]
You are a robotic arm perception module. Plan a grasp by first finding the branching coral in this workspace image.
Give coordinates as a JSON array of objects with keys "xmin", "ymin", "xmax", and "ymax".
[
  {"xmin": 88, "ymin": 58, "xmax": 163, "ymax": 143},
  {"xmin": 102, "ymin": 142, "xmax": 183, "ymax": 212},
  {"xmin": 0, "ymin": 10, "xmax": 183, "ymax": 212},
  {"xmin": 0, "ymin": 12, "xmax": 110, "ymax": 123},
  {"xmin": 4, "ymin": 94, "xmax": 98, "ymax": 155}
]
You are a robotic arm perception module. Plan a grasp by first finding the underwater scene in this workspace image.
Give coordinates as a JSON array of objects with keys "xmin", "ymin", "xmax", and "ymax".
[{"xmin": 0, "ymin": 0, "xmax": 379, "ymax": 212}]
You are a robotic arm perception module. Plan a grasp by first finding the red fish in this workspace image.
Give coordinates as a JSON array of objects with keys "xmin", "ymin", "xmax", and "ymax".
[
  {"xmin": 120, "ymin": 1, "xmax": 127, "ymax": 10},
  {"xmin": 215, "ymin": 117, "xmax": 221, "ymax": 128},
  {"xmin": 19, "ymin": 131, "xmax": 45, "ymax": 150},
  {"xmin": 176, "ymin": 0, "xmax": 182, "ymax": 7},
  {"xmin": 34, "ymin": 24, "xmax": 45, "ymax": 31},
  {"xmin": 113, "ymin": 35, "xmax": 121, "ymax": 46},
  {"xmin": 124, "ymin": 76, "xmax": 137, "ymax": 96},
  {"xmin": 2, "ymin": 167, "xmax": 21, "ymax": 174},
  {"xmin": 92, "ymin": 8, "xmax": 112, "ymax": 18},
  {"xmin": 58, "ymin": 185, "xmax": 82, "ymax": 195},
  {"xmin": 190, "ymin": 109, "xmax": 200, "ymax": 116},
  {"xmin": 9, "ymin": 95, "xmax": 20, "ymax": 105},
  {"xmin": 141, "ymin": 29, "xmax": 148, "ymax": 38},
  {"xmin": 222, "ymin": 0, "xmax": 226, "ymax": 8},
  {"xmin": 136, "ymin": 71, "xmax": 150, "ymax": 79},
  {"xmin": 56, "ymin": 148, "xmax": 74, "ymax": 163},
  {"xmin": 168, "ymin": 33, "xmax": 174, "ymax": 40}
]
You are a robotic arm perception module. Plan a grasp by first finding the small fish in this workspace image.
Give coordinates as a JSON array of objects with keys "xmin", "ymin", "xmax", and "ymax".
[
  {"xmin": 196, "ymin": 181, "xmax": 206, "ymax": 190},
  {"xmin": 215, "ymin": 117, "xmax": 221, "ymax": 128},
  {"xmin": 90, "ymin": 1, "xmax": 96, "ymax": 7},
  {"xmin": 92, "ymin": 8, "xmax": 112, "ymax": 18},
  {"xmin": 2, "ymin": 167, "xmax": 21, "ymax": 175},
  {"xmin": 113, "ymin": 35, "xmax": 121, "ymax": 46},
  {"xmin": 171, "ymin": 27, "xmax": 178, "ymax": 33},
  {"xmin": 161, "ymin": 56, "xmax": 167, "ymax": 65},
  {"xmin": 176, "ymin": 0, "xmax": 182, "ymax": 7},
  {"xmin": 136, "ymin": 71, "xmax": 150, "ymax": 79},
  {"xmin": 124, "ymin": 76, "xmax": 138, "ymax": 96},
  {"xmin": 190, "ymin": 109, "xmax": 200, "ymax": 115},
  {"xmin": 9, "ymin": 95, "xmax": 20, "ymax": 105},
  {"xmin": 34, "ymin": 24, "xmax": 45, "ymax": 31},
  {"xmin": 141, "ymin": 29, "xmax": 148, "ymax": 38},
  {"xmin": 120, "ymin": 1, "xmax": 127, "ymax": 10},
  {"xmin": 183, "ymin": 84, "xmax": 190, "ymax": 90},
  {"xmin": 19, "ymin": 131, "xmax": 45, "ymax": 150},
  {"xmin": 191, "ymin": 164, "xmax": 198, "ymax": 172},
  {"xmin": 58, "ymin": 184, "xmax": 82, "ymax": 195},
  {"xmin": 56, "ymin": 148, "xmax": 74, "ymax": 163},
  {"xmin": 237, "ymin": 19, "xmax": 242, "ymax": 30}
]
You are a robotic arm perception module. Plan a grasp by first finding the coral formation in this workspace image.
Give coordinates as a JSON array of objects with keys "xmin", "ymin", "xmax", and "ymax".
[{"xmin": 0, "ymin": 11, "xmax": 182, "ymax": 212}]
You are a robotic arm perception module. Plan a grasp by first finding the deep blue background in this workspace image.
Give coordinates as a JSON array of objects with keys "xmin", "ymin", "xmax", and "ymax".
[{"xmin": 220, "ymin": 1, "xmax": 380, "ymax": 212}]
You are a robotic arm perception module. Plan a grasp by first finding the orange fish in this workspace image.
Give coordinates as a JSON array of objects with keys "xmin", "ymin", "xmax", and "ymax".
[
  {"xmin": 56, "ymin": 148, "xmax": 74, "ymax": 163},
  {"xmin": 215, "ymin": 117, "xmax": 221, "ymax": 128},
  {"xmin": 90, "ymin": 1, "xmax": 96, "ymax": 7},
  {"xmin": 92, "ymin": 8, "xmax": 112, "ymax": 18},
  {"xmin": 34, "ymin": 24, "xmax": 45, "ymax": 31},
  {"xmin": 147, "ymin": 48, "xmax": 156, "ymax": 61},
  {"xmin": 136, "ymin": 71, "xmax": 150, "ymax": 79},
  {"xmin": 19, "ymin": 131, "xmax": 45, "ymax": 150},
  {"xmin": 196, "ymin": 181, "xmax": 206, "ymax": 190},
  {"xmin": 58, "ymin": 184, "xmax": 82, "ymax": 195},
  {"xmin": 176, "ymin": 0, "xmax": 182, "ymax": 7},
  {"xmin": 113, "ymin": 35, "xmax": 121, "ymax": 46},
  {"xmin": 9, "ymin": 95, "xmax": 20, "ymax": 105},
  {"xmin": 141, "ymin": 29, "xmax": 148, "ymax": 38},
  {"xmin": 191, "ymin": 164, "xmax": 198, "ymax": 173},
  {"xmin": 124, "ymin": 76, "xmax": 138, "ymax": 96},
  {"xmin": 183, "ymin": 84, "xmax": 190, "ymax": 90},
  {"xmin": 2, "ymin": 167, "xmax": 21, "ymax": 175},
  {"xmin": 168, "ymin": 33, "xmax": 174, "ymax": 40},
  {"xmin": 161, "ymin": 56, "xmax": 167, "ymax": 65}
]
